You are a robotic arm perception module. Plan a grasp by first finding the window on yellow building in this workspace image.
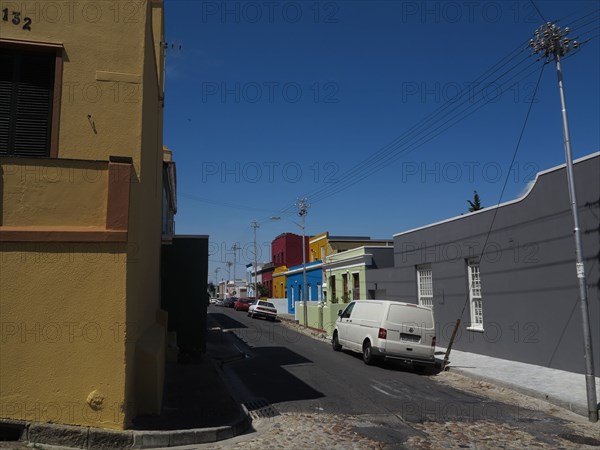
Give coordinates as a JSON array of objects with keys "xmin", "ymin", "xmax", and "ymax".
[{"xmin": 0, "ymin": 44, "xmax": 61, "ymax": 157}]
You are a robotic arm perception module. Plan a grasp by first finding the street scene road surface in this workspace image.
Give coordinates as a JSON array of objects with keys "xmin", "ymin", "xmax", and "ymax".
[{"xmin": 200, "ymin": 307, "xmax": 600, "ymax": 449}]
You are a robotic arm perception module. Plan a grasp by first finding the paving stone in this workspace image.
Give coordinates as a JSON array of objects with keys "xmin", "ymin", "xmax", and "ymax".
[
  {"xmin": 88, "ymin": 428, "xmax": 134, "ymax": 449},
  {"xmin": 28, "ymin": 422, "xmax": 88, "ymax": 448}
]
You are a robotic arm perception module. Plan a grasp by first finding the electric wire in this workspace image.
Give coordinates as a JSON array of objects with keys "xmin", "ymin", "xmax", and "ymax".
[
  {"xmin": 309, "ymin": 57, "xmax": 542, "ymax": 204},
  {"xmin": 529, "ymin": 0, "xmax": 548, "ymax": 23},
  {"xmin": 458, "ymin": 59, "xmax": 547, "ymax": 319},
  {"xmin": 300, "ymin": 44, "xmax": 534, "ymax": 205},
  {"xmin": 196, "ymin": 9, "xmax": 596, "ymax": 228},
  {"xmin": 289, "ymin": 10, "xmax": 598, "ymax": 208}
]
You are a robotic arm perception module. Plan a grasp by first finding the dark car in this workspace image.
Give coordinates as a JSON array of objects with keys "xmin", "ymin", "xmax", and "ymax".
[
  {"xmin": 233, "ymin": 298, "xmax": 254, "ymax": 312},
  {"xmin": 223, "ymin": 297, "xmax": 238, "ymax": 308}
]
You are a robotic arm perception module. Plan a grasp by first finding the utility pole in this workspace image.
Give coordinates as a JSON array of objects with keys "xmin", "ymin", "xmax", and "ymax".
[
  {"xmin": 232, "ymin": 243, "xmax": 241, "ymax": 293},
  {"xmin": 214, "ymin": 267, "xmax": 220, "ymax": 297},
  {"xmin": 296, "ymin": 198, "xmax": 310, "ymax": 328},
  {"xmin": 251, "ymin": 220, "xmax": 260, "ymax": 300},
  {"xmin": 227, "ymin": 261, "xmax": 233, "ymax": 289},
  {"xmin": 530, "ymin": 22, "xmax": 598, "ymax": 423}
]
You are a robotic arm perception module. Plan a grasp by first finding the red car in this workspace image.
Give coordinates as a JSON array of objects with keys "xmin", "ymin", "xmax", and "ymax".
[{"xmin": 233, "ymin": 298, "xmax": 254, "ymax": 312}]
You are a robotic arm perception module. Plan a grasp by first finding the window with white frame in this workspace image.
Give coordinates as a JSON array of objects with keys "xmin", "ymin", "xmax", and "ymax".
[
  {"xmin": 417, "ymin": 265, "xmax": 433, "ymax": 308},
  {"xmin": 467, "ymin": 260, "xmax": 484, "ymax": 330}
]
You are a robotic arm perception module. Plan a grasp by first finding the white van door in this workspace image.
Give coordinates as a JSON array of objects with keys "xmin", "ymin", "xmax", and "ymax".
[{"xmin": 336, "ymin": 302, "xmax": 355, "ymax": 347}]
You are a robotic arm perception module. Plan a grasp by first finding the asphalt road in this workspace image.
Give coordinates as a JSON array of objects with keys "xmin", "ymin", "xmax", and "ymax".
[{"xmin": 209, "ymin": 307, "xmax": 577, "ymax": 445}]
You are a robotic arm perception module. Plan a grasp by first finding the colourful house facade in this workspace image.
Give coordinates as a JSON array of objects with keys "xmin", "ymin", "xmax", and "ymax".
[
  {"xmin": 286, "ymin": 261, "xmax": 323, "ymax": 313},
  {"xmin": 308, "ymin": 233, "xmax": 393, "ymax": 300},
  {"xmin": 323, "ymin": 246, "xmax": 395, "ymax": 303},
  {"xmin": 272, "ymin": 265, "xmax": 288, "ymax": 298},
  {"xmin": 271, "ymin": 232, "xmax": 309, "ymax": 269},
  {"xmin": 0, "ymin": 0, "xmax": 168, "ymax": 430}
]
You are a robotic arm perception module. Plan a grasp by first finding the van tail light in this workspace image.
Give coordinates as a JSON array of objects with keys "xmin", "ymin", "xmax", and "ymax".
[
  {"xmin": 431, "ymin": 336, "xmax": 436, "ymax": 348},
  {"xmin": 378, "ymin": 328, "xmax": 387, "ymax": 339}
]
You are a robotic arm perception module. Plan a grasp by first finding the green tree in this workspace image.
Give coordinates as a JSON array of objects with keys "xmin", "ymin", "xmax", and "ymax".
[
  {"xmin": 255, "ymin": 282, "xmax": 270, "ymax": 298},
  {"xmin": 468, "ymin": 190, "xmax": 483, "ymax": 212}
]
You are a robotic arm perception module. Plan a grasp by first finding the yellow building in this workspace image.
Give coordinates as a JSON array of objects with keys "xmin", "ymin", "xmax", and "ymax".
[
  {"xmin": 309, "ymin": 232, "xmax": 393, "ymax": 263},
  {"xmin": 272, "ymin": 266, "xmax": 287, "ymax": 298},
  {"xmin": 0, "ymin": 0, "xmax": 167, "ymax": 430}
]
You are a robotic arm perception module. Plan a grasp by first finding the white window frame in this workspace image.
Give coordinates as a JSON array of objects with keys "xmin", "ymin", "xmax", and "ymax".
[
  {"xmin": 416, "ymin": 265, "xmax": 433, "ymax": 308},
  {"xmin": 467, "ymin": 260, "xmax": 484, "ymax": 331}
]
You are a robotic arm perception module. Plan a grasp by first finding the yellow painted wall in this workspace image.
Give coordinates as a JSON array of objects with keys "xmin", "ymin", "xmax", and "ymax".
[
  {"xmin": 124, "ymin": 0, "xmax": 166, "ymax": 418},
  {"xmin": 309, "ymin": 232, "xmax": 329, "ymax": 262},
  {"xmin": 0, "ymin": 242, "xmax": 128, "ymax": 428},
  {"xmin": 272, "ymin": 266, "xmax": 287, "ymax": 298},
  {"xmin": 0, "ymin": 0, "xmax": 166, "ymax": 430},
  {"xmin": 0, "ymin": 159, "xmax": 107, "ymax": 227}
]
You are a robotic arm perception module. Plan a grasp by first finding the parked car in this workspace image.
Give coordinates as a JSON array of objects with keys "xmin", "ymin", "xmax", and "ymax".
[
  {"xmin": 223, "ymin": 297, "xmax": 238, "ymax": 308},
  {"xmin": 215, "ymin": 298, "xmax": 226, "ymax": 306},
  {"xmin": 332, "ymin": 300, "xmax": 436, "ymax": 370},
  {"xmin": 234, "ymin": 298, "xmax": 254, "ymax": 312},
  {"xmin": 210, "ymin": 298, "xmax": 219, "ymax": 304},
  {"xmin": 248, "ymin": 300, "xmax": 277, "ymax": 321}
]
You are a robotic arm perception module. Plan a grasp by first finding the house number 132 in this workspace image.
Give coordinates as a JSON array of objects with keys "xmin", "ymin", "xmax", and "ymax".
[{"xmin": 2, "ymin": 9, "xmax": 32, "ymax": 31}]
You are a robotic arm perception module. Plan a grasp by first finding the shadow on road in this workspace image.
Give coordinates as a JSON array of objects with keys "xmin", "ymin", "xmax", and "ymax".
[
  {"xmin": 209, "ymin": 312, "xmax": 248, "ymax": 330},
  {"xmin": 340, "ymin": 349, "xmax": 444, "ymax": 376},
  {"xmin": 228, "ymin": 346, "xmax": 324, "ymax": 405}
]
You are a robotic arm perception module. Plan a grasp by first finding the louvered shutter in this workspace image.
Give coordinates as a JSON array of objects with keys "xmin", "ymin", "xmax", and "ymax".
[
  {"xmin": 0, "ymin": 52, "xmax": 13, "ymax": 155},
  {"xmin": 0, "ymin": 49, "xmax": 55, "ymax": 157}
]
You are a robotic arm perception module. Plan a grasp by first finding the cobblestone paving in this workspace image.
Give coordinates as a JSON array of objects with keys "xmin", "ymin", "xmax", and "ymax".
[
  {"xmin": 193, "ymin": 406, "xmax": 600, "ymax": 450},
  {"xmin": 200, "ymin": 413, "xmax": 387, "ymax": 450}
]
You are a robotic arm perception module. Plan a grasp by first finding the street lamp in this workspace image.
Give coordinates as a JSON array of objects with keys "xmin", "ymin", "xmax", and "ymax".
[{"xmin": 251, "ymin": 220, "xmax": 259, "ymax": 300}]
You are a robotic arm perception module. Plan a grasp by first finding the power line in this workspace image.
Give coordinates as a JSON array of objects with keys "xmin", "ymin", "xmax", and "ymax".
[
  {"xmin": 310, "ymin": 58, "xmax": 543, "ymax": 204},
  {"xmin": 301, "ymin": 43, "xmax": 534, "ymax": 204},
  {"xmin": 529, "ymin": 0, "xmax": 548, "ymax": 23},
  {"xmin": 272, "ymin": 9, "xmax": 598, "ymax": 211}
]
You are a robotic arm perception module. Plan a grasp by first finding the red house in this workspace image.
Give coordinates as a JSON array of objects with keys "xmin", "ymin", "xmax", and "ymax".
[{"xmin": 271, "ymin": 232, "xmax": 310, "ymax": 268}]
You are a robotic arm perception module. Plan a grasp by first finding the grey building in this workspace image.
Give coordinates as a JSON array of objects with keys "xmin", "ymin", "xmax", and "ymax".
[{"xmin": 371, "ymin": 153, "xmax": 599, "ymax": 374}]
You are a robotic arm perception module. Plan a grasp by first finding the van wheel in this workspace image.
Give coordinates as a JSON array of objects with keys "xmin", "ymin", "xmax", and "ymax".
[
  {"xmin": 363, "ymin": 341, "xmax": 376, "ymax": 365},
  {"xmin": 332, "ymin": 332, "xmax": 342, "ymax": 351}
]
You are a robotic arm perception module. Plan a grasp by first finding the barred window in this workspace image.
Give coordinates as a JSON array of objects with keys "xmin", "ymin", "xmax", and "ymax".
[
  {"xmin": 467, "ymin": 260, "xmax": 483, "ymax": 329},
  {"xmin": 417, "ymin": 265, "xmax": 433, "ymax": 308}
]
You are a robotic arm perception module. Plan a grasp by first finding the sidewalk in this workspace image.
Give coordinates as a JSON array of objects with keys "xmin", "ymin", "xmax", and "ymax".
[
  {"xmin": 435, "ymin": 347, "xmax": 600, "ymax": 418},
  {"xmin": 4, "ymin": 315, "xmax": 251, "ymax": 449},
  {"xmin": 279, "ymin": 312, "xmax": 599, "ymax": 419}
]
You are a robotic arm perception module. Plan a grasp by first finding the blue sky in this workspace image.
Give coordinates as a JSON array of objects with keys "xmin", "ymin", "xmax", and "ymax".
[{"xmin": 162, "ymin": 0, "xmax": 600, "ymax": 282}]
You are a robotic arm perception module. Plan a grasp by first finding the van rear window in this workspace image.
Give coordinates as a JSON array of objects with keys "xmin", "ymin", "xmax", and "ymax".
[{"xmin": 387, "ymin": 304, "xmax": 433, "ymax": 328}]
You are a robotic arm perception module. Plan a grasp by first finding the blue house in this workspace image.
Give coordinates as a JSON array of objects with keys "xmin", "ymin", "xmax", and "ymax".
[{"xmin": 286, "ymin": 261, "xmax": 323, "ymax": 313}]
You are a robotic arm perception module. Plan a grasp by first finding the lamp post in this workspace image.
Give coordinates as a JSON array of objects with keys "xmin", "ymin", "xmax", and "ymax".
[
  {"xmin": 251, "ymin": 220, "xmax": 259, "ymax": 300},
  {"xmin": 231, "ymin": 243, "xmax": 240, "ymax": 291},
  {"xmin": 298, "ymin": 201, "xmax": 308, "ymax": 328},
  {"xmin": 530, "ymin": 22, "xmax": 597, "ymax": 423},
  {"xmin": 225, "ymin": 261, "xmax": 232, "ymax": 296}
]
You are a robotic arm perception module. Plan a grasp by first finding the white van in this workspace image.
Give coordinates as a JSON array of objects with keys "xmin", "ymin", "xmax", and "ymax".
[{"xmin": 332, "ymin": 300, "xmax": 436, "ymax": 369}]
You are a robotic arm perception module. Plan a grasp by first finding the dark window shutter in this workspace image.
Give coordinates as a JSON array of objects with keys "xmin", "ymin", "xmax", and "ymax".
[
  {"xmin": 0, "ymin": 49, "xmax": 55, "ymax": 157},
  {"xmin": 0, "ymin": 53, "xmax": 13, "ymax": 155}
]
